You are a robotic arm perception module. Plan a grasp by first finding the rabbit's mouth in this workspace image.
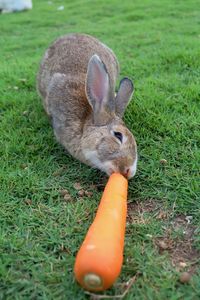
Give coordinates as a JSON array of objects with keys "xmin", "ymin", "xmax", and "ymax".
[
  {"xmin": 100, "ymin": 162, "xmax": 116, "ymax": 177},
  {"xmin": 84, "ymin": 149, "xmax": 137, "ymax": 179},
  {"xmin": 108, "ymin": 155, "xmax": 138, "ymax": 179},
  {"xmin": 108, "ymin": 168, "xmax": 129, "ymax": 179},
  {"xmin": 108, "ymin": 168, "xmax": 130, "ymax": 179},
  {"xmin": 107, "ymin": 167, "xmax": 115, "ymax": 176}
]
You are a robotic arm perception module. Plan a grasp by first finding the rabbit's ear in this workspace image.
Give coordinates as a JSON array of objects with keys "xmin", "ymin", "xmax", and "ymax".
[
  {"xmin": 86, "ymin": 55, "xmax": 114, "ymax": 125},
  {"xmin": 115, "ymin": 78, "xmax": 134, "ymax": 117}
]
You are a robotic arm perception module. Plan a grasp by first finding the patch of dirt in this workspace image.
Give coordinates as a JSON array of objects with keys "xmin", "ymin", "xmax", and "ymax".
[
  {"xmin": 60, "ymin": 189, "xmax": 74, "ymax": 202},
  {"xmin": 52, "ymin": 166, "xmax": 66, "ymax": 177},
  {"xmin": 89, "ymin": 175, "xmax": 108, "ymax": 192},
  {"xmin": 127, "ymin": 198, "xmax": 169, "ymax": 224},
  {"xmin": 127, "ymin": 200, "xmax": 200, "ymax": 274},
  {"xmin": 73, "ymin": 181, "xmax": 95, "ymax": 198},
  {"xmin": 155, "ymin": 214, "xmax": 199, "ymax": 274},
  {"xmin": 73, "ymin": 182, "xmax": 83, "ymax": 191},
  {"xmin": 24, "ymin": 198, "xmax": 32, "ymax": 205},
  {"xmin": 60, "ymin": 182, "xmax": 95, "ymax": 202}
]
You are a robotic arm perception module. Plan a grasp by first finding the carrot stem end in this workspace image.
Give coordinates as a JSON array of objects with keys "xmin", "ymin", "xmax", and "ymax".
[{"xmin": 83, "ymin": 273, "xmax": 103, "ymax": 290}]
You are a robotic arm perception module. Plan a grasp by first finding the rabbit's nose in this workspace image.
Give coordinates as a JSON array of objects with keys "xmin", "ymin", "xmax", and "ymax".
[{"xmin": 122, "ymin": 168, "xmax": 130, "ymax": 178}]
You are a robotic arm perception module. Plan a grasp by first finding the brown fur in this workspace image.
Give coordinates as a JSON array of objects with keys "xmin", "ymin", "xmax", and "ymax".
[{"xmin": 37, "ymin": 33, "xmax": 137, "ymax": 178}]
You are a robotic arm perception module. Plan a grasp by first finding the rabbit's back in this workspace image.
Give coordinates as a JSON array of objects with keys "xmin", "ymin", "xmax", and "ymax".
[{"xmin": 37, "ymin": 33, "xmax": 119, "ymax": 100}]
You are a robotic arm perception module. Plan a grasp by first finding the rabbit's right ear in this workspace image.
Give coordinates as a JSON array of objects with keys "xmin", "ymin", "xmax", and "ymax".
[
  {"xmin": 86, "ymin": 55, "xmax": 114, "ymax": 125},
  {"xmin": 115, "ymin": 78, "xmax": 134, "ymax": 117}
]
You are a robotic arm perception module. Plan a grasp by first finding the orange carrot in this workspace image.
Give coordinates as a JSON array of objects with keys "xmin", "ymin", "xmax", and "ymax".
[{"xmin": 74, "ymin": 173, "xmax": 128, "ymax": 291}]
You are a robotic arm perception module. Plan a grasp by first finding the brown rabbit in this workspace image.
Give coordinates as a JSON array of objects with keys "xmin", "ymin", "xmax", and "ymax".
[{"xmin": 37, "ymin": 33, "xmax": 137, "ymax": 178}]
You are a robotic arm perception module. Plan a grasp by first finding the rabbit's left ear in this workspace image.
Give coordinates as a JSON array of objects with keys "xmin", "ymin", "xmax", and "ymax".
[
  {"xmin": 86, "ymin": 54, "xmax": 115, "ymax": 125},
  {"xmin": 115, "ymin": 78, "xmax": 134, "ymax": 117}
]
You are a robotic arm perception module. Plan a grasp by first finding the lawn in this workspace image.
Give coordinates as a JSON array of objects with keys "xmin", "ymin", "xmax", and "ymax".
[{"xmin": 0, "ymin": 0, "xmax": 200, "ymax": 299}]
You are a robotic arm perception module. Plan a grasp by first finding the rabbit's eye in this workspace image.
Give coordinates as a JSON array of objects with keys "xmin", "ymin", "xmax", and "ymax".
[{"xmin": 113, "ymin": 131, "xmax": 123, "ymax": 143}]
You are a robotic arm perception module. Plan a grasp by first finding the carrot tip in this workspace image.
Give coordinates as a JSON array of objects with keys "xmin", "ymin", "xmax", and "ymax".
[{"xmin": 83, "ymin": 273, "xmax": 103, "ymax": 290}]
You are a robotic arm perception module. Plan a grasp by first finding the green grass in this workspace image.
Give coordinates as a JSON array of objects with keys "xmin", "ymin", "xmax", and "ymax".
[{"xmin": 0, "ymin": 0, "xmax": 200, "ymax": 299}]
